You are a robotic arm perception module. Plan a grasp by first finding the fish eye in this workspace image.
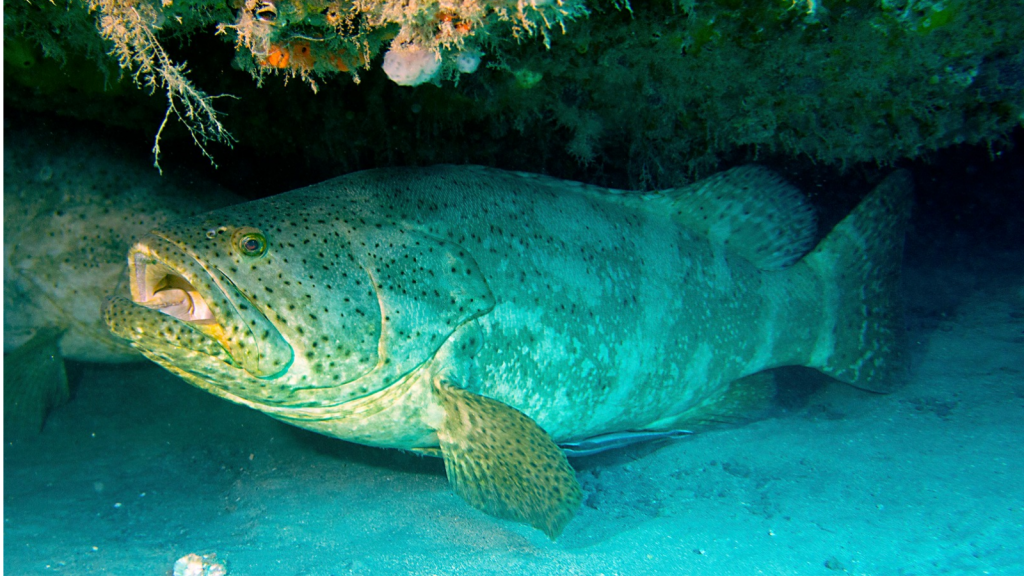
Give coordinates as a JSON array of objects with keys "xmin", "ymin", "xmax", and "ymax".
[{"xmin": 233, "ymin": 227, "xmax": 268, "ymax": 258}]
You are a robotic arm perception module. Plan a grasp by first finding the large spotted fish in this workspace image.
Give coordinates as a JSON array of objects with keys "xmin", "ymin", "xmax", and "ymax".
[
  {"xmin": 103, "ymin": 165, "xmax": 911, "ymax": 538},
  {"xmin": 3, "ymin": 125, "xmax": 242, "ymax": 434}
]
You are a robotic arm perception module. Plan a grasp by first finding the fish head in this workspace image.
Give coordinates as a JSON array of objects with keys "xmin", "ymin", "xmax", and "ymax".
[
  {"xmin": 103, "ymin": 195, "xmax": 386, "ymax": 406},
  {"xmin": 104, "ymin": 187, "xmax": 495, "ymax": 409}
]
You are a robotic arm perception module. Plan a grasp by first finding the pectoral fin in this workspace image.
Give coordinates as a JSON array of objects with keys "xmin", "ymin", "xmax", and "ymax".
[
  {"xmin": 3, "ymin": 327, "xmax": 70, "ymax": 435},
  {"xmin": 432, "ymin": 378, "xmax": 582, "ymax": 539}
]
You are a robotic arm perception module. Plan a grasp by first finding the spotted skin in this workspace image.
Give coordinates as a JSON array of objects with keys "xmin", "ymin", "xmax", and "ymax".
[
  {"xmin": 3, "ymin": 130, "xmax": 243, "ymax": 362},
  {"xmin": 104, "ymin": 165, "xmax": 912, "ymax": 536}
]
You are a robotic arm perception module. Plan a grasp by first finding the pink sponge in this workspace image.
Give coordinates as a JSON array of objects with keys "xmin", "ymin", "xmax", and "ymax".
[{"xmin": 383, "ymin": 45, "xmax": 441, "ymax": 86}]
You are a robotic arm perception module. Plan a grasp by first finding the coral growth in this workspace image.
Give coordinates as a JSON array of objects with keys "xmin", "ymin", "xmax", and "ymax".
[
  {"xmin": 4, "ymin": 0, "xmax": 1023, "ymax": 184},
  {"xmin": 8, "ymin": 0, "xmax": 587, "ymax": 166},
  {"xmin": 215, "ymin": 0, "xmax": 588, "ymax": 86}
]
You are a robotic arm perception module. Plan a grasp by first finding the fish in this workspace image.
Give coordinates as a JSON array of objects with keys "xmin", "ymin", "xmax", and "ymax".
[
  {"xmin": 3, "ymin": 126, "xmax": 242, "ymax": 434},
  {"xmin": 103, "ymin": 164, "xmax": 912, "ymax": 538},
  {"xmin": 559, "ymin": 429, "xmax": 693, "ymax": 458}
]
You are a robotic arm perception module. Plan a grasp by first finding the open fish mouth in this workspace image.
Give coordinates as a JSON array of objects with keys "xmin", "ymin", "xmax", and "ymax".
[
  {"xmin": 133, "ymin": 254, "xmax": 217, "ymax": 325},
  {"xmin": 110, "ymin": 234, "xmax": 294, "ymax": 379}
]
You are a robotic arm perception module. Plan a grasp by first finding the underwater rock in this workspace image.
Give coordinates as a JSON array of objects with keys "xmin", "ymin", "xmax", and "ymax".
[{"xmin": 172, "ymin": 553, "xmax": 227, "ymax": 576}]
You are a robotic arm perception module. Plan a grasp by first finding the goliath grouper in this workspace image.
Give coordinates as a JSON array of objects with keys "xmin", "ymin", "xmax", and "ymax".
[
  {"xmin": 3, "ymin": 126, "xmax": 242, "ymax": 434},
  {"xmin": 103, "ymin": 165, "xmax": 911, "ymax": 538}
]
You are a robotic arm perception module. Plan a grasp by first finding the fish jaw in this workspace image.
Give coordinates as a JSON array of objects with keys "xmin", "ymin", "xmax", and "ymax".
[
  {"xmin": 102, "ymin": 293, "xmax": 292, "ymax": 408},
  {"xmin": 103, "ymin": 294, "xmax": 238, "ymax": 369},
  {"xmin": 123, "ymin": 235, "xmax": 294, "ymax": 379}
]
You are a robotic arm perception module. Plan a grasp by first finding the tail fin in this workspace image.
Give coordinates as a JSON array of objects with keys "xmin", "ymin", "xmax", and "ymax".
[{"xmin": 803, "ymin": 171, "xmax": 913, "ymax": 392}]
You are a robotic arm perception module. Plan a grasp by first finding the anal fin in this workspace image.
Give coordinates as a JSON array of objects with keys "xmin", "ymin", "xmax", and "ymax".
[
  {"xmin": 432, "ymin": 378, "xmax": 582, "ymax": 539},
  {"xmin": 4, "ymin": 327, "xmax": 70, "ymax": 435}
]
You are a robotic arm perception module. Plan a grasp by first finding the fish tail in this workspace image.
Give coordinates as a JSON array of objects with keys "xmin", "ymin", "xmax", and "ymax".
[{"xmin": 802, "ymin": 171, "xmax": 913, "ymax": 392}]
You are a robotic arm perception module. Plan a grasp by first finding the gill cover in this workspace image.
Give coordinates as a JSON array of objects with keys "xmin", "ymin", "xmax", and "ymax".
[{"xmin": 209, "ymin": 266, "xmax": 294, "ymax": 378}]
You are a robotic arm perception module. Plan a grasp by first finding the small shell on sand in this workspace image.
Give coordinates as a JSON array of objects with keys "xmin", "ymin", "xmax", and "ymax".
[{"xmin": 173, "ymin": 553, "xmax": 227, "ymax": 576}]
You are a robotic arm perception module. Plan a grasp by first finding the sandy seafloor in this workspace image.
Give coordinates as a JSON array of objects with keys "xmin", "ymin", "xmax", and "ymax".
[{"xmin": 5, "ymin": 154, "xmax": 1024, "ymax": 575}]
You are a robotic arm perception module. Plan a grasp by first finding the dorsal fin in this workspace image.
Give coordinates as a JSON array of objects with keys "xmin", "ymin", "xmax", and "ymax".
[{"xmin": 658, "ymin": 165, "xmax": 818, "ymax": 270}]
